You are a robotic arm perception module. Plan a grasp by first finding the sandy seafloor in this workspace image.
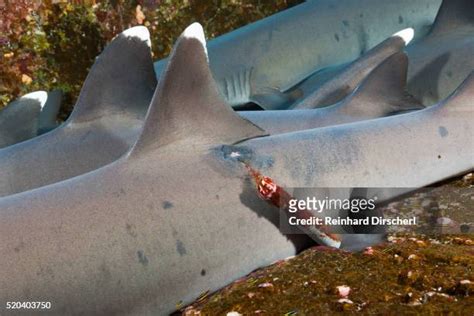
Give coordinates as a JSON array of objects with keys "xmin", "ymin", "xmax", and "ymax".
[{"xmin": 178, "ymin": 173, "xmax": 473, "ymax": 315}]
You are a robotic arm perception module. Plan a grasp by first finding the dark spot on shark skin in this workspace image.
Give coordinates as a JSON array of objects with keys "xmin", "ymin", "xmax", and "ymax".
[
  {"xmin": 215, "ymin": 194, "xmax": 220, "ymax": 200},
  {"xmin": 201, "ymin": 269, "xmax": 206, "ymax": 276},
  {"xmin": 438, "ymin": 126, "xmax": 449, "ymax": 138},
  {"xmin": 334, "ymin": 33, "xmax": 340, "ymax": 42},
  {"xmin": 100, "ymin": 262, "xmax": 112, "ymax": 282},
  {"xmin": 447, "ymin": 71, "xmax": 453, "ymax": 78},
  {"xmin": 162, "ymin": 200, "xmax": 173, "ymax": 209},
  {"xmin": 398, "ymin": 15, "xmax": 404, "ymax": 24},
  {"xmin": 438, "ymin": 155, "xmax": 442, "ymax": 159},
  {"xmin": 13, "ymin": 241, "xmax": 25, "ymax": 253},
  {"xmin": 137, "ymin": 250, "xmax": 149, "ymax": 266},
  {"xmin": 342, "ymin": 20, "xmax": 349, "ymax": 27},
  {"xmin": 126, "ymin": 223, "xmax": 137, "ymax": 238},
  {"xmin": 359, "ymin": 13, "xmax": 364, "ymax": 18},
  {"xmin": 176, "ymin": 240, "xmax": 187, "ymax": 256}
]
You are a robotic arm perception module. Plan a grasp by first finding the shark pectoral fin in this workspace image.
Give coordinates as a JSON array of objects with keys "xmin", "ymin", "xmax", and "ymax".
[
  {"xmin": 129, "ymin": 23, "xmax": 267, "ymax": 156},
  {"xmin": 429, "ymin": 0, "xmax": 474, "ymax": 36},
  {"xmin": 344, "ymin": 52, "xmax": 424, "ymax": 116},
  {"xmin": 251, "ymin": 87, "xmax": 303, "ymax": 110},
  {"xmin": 67, "ymin": 26, "xmax": 157, "ymax": 124}
]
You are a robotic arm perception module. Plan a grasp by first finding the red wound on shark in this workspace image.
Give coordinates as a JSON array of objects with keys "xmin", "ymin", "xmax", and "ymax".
[{"xmin": 245, "ymin": 164, "xmax": 342, "ymax": 248}]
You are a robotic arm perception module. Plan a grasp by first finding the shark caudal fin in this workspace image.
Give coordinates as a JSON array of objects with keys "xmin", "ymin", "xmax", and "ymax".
[
  {"xmin": 129, "ymin": 23, "xmax": 266, "ymax": 155},
  {"xmin": 429, "ymin": 0, "xmax": 474, "ymax": 36},
  {"xmin": 436, "ymin": 72, "xmax": 474, "ymax": 113},
  {"xmin": 67, "ymin": 26, "xmax": 156, "ymax": 124},
  {"xmin": 343, "ymin": 52, "xmax": 424, "ymax": 115},
  {"xmin": 0, "ymin": 91, "xmax": 47, "ymax": 148}
]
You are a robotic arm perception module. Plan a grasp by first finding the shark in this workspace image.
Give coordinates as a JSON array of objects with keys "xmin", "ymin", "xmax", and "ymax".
[
  {"xmin": 0, "ymin": 26, "xmax": 157, "ymax": 198},
  {"xmin": 241, "ymin": 51, "xmax": 424, "ymax": 134},
  {"xmin": 153, "ymin": 0, "xmax": 441, "ymax": 110},
  {"xmin": 0, "ymin": 91, "xmax": 47, "ymax": 149},
  {"xmin": 291, "ymin": 28, "xmax": 414, "ymax": 109},
  {"xmin": 0, "ymin": 23, "xmax": 471, "ymax": 315},
  {"xmin": 406, "ymin": 0, "xmax": 474, "ymax": 105},
  {"xmin": 0, "ymin": 26, "xmax": 422, "ymax": 198}
]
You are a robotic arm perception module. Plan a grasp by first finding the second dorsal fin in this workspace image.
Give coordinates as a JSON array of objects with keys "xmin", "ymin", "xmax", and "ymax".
[
  {"xmin": 430, "ymin": 0, "xmax": 474, "ymax": 36},
  {"xmin": 130, "ymin": 23, "xmax": 266, "ymax": 155},
  {"xmin": 67, "ymin": 26, "xmax": 157, "ymax": 123},
  {"xmin": 344, "ymin": 52, "xmax": 424, "ymax": 114}
]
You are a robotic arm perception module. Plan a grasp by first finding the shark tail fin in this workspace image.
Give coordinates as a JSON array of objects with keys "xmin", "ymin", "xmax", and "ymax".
[
  {"xmin": 0, "ymin": 91, "xmax": 47, "ymax": 147},
  {"xmin": 430, "ymin": 0, "xmax": 474, "ymax": 36},
  {"xmin": 345, "ymin": 52, "xmax": 424, "ymax": 115},
  {"xmin": 437, "ymin": 72, "xmax": 474, "ymax": 113},
  {"xmin": 67, "ymin": 26, "xmax": 157, "ymax": 124},
  {"xmin": 129, "ymin": 23, "xmax": 267, "ymax": 156}
]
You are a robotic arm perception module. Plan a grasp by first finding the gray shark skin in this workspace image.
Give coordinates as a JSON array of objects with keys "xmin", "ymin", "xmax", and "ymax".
[
  {"xmin": 292, "ymin": 28, "xmax": 413, "ymax": 109},
  {"xmin": 406, "ymin": 0, "xmax": 474, "ymax": 105},
  {"xmin": 240, "ymin": 51, "xmax": 424, "ymax": 135},
  {"xmin": 0, "ymin": 91, "xmax": 47, "ymax": 149},
  {"xmin": 38, "ymin": 89, "xmax": 62, "ymax": 135},
  {"xmin": 0, "ymin": 23, "xmax": 472, "ymax": 315},
  {"xmin": 153, "ymin": 0, "xmax": 441, "ymax": 109},
  {"xmin": 0, "ymin": 27, "xmax": 156, "ymax": 198},
  {"xmin": 0, "ymin": 28, "xmax": 421, "ymax": 197}
]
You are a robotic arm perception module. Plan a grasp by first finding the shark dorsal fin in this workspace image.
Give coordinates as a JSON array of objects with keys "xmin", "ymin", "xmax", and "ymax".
[
  {"xmin": 130, "ymin": 23, "xmax": 266, "ymax": 155},
  {"xmin": 438, "ymin": 72, "xmax": 474, "ymax": 113},
  {"xmin": 67, "ymin": 26, "xmax": 156, "ymax": 124},
  {"xmin": 345, "ymin": 52, "xmax": 423, "ymax": 114},
  {"xmin": 430, "ymin": 0, "xmax": 474, "ymax": 36},
  {"xmin": 0, "ymin": 91, "xmax": 47, "ymax": 147}
]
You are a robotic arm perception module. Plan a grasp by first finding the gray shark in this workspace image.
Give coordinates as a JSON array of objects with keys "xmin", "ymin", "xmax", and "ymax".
[
  {"xmin": 153, "ymin": 0, "xmax": 441, "ymax": 109},
  {"xmin": 0, "ymin": 26, "xmax": 157, "ymax": 198},
  {"xmin": 0, "ymin": 91, "xmax": 47, "ymax": 149},
  {"xmin": 0, "ymin": 23, "xmax": 471, "ymax": 315},
  {"xmin": 240, "ymin": 51, "xmax": 423, "ymax": 134},
  {"xmin": 406, "ymin": 0, "xmax": 474, "ymax": 105},
  {"xmin": 291, "ymin": 28, "xmax": 414, "ymax": 109},
  {"xmin": 0, "ymin": 27, "xmax": 421, "ymax": 198}
]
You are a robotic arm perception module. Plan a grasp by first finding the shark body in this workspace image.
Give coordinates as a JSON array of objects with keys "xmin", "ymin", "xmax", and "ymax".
[
  {"xmin": 153, "ymin": 0, "xmax": 441, "ymax": 109},
  {"xmin": 0, "ymin": 27, "xmax": 421, "ymax": 198},
  {"xmin": 406, "ymin": 0, "xmax": 474, "ymax": 105},
  {"xmin": 0, "ymin": 27, "xmax": 157, "ymax": 197},
  {"xmin": 0, "ymin": 24, "xmax": 471, "ymax": 315}
]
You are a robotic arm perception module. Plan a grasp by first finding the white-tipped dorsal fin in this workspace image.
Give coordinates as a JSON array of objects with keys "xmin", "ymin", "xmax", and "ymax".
[
  {"xmin": 0, "ymin": 91, "xmax": 47, "ymax": 147},
  {"xmin": 67, "ymin": 26, "xmax": 156, "ymax": 123},
  {"xmin": 430, "ymin": 0, "xmax": 474, "ymax": 36},
  {"xmin": 346, "ymin": 52, "xmax": 424, "ymax": 113},
  {"xmin": 437, "ymin": 71, "xmax": 474, "ymax": 113},
  {"xmin": 130, "ymin": 23, "xmax": 266, "ymax": 155},
  {"xmin": 392, "ymin": 28, "xmax": 414, "ymax": 45}
]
